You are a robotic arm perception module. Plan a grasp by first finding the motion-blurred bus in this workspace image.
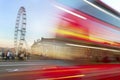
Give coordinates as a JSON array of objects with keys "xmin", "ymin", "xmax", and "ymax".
[{"xmin": 54, "ymin": 0, "xmax": 120, "ymax": 62}]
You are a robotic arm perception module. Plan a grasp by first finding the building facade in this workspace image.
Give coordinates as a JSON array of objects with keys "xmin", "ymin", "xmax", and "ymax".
[{"xmin": 31, "ymin": 38, "xmax": 120, "ymax": 62}]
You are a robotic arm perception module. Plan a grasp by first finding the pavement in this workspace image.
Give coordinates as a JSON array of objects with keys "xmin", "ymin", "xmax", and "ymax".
[
  {"xmin": 0, "ymin": 59, "xmax": 76, "ymax": 80},
  {"xmin": 1, "ymin": 62, "xmax": 120, "ymax": 80},
  {"xmin": 0, "ymin": 60, "xmax": 74, "ymax": 73}
]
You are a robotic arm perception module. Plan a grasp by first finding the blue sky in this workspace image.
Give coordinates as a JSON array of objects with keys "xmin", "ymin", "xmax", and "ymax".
[{"xmin": 0, "ymin": 0, "xmax": 60, "ymax": 47}]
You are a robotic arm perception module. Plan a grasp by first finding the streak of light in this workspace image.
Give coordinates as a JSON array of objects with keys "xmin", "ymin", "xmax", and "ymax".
[
  {"xmin": 56, "ymin": 29, "xmax": 114, "ymax": 44},
  {"xmin": 37, "ymin": 74, "xmax": 85, "ymax": 80},
  {"xmin": 66, "ymin": 43, "xmax": 120, "ymax": 52},
  {"xmin": 83, "ymin": 0, "xmax": 120, "ymax": 20},
  {"xmin": 56, "ymin": 29, "xmax": 89, "ymax": 40},
  {"xmin": 54, "ymin": 5, "xmax": 87, "ymax": 20}
]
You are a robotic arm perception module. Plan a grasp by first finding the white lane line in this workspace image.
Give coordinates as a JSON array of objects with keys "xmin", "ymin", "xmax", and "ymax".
[{"xmin": 6, "ymin": 69, "xmax": 19, "ymax": 72}]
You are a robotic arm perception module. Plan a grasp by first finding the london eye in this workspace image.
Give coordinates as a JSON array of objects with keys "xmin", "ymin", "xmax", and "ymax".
[{"xmin": 14, "ymin": 7, "xmax": 26, "ymax": 54}]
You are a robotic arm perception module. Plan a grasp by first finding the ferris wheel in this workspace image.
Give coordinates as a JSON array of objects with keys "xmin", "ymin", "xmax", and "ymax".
[{"xmin": 14, "ymin": 7, "xmax": 27, "ymax": 54}]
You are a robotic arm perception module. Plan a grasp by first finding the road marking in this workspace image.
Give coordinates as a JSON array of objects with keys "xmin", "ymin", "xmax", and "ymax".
[{"xmin": 6, "ymin": 69, "xmax": 19, "ymax": 72}]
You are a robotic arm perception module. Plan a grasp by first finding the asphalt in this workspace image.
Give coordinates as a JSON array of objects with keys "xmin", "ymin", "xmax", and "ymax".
[{"xmin": 0, "ymin": 60, "xmax": 74, "ymax": 73}]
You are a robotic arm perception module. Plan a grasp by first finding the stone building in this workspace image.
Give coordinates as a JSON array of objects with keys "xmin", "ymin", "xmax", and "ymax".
[{"xmin": 31, "ymin": 38, "xmax": 120, "ymax": 62}]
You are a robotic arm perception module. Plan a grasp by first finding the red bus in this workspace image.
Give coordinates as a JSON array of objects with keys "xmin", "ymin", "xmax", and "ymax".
[{"xmin": 54, "ymin": 0, "xmax": 120, "ymax": 62}]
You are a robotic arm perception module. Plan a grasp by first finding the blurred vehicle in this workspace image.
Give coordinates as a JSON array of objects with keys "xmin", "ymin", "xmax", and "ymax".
[
  {"xmin": 38, "ymin": 64, "xmax": 120, "ymax": 80},
  {"xmin": 54, "ymin": 0, "xmax": 120, "ymax": 62}
]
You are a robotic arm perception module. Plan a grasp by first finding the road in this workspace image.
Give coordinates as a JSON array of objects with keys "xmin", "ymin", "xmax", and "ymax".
[
  {"xmin": 0, "ymin": 60, "xmax": 75, "ymax": 80},
  {"xmin": 1, "ymin": 60, "xmax": 120, "ymax": 80},
  {"xmin": 0, "ymin": 60, "xmax": 74, "ymax": 73}
]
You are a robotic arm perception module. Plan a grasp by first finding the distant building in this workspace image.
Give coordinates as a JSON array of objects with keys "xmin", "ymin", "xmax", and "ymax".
[{"xmin": 31, "ymin": 38, "xmax": 120, "ymax": 62}]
